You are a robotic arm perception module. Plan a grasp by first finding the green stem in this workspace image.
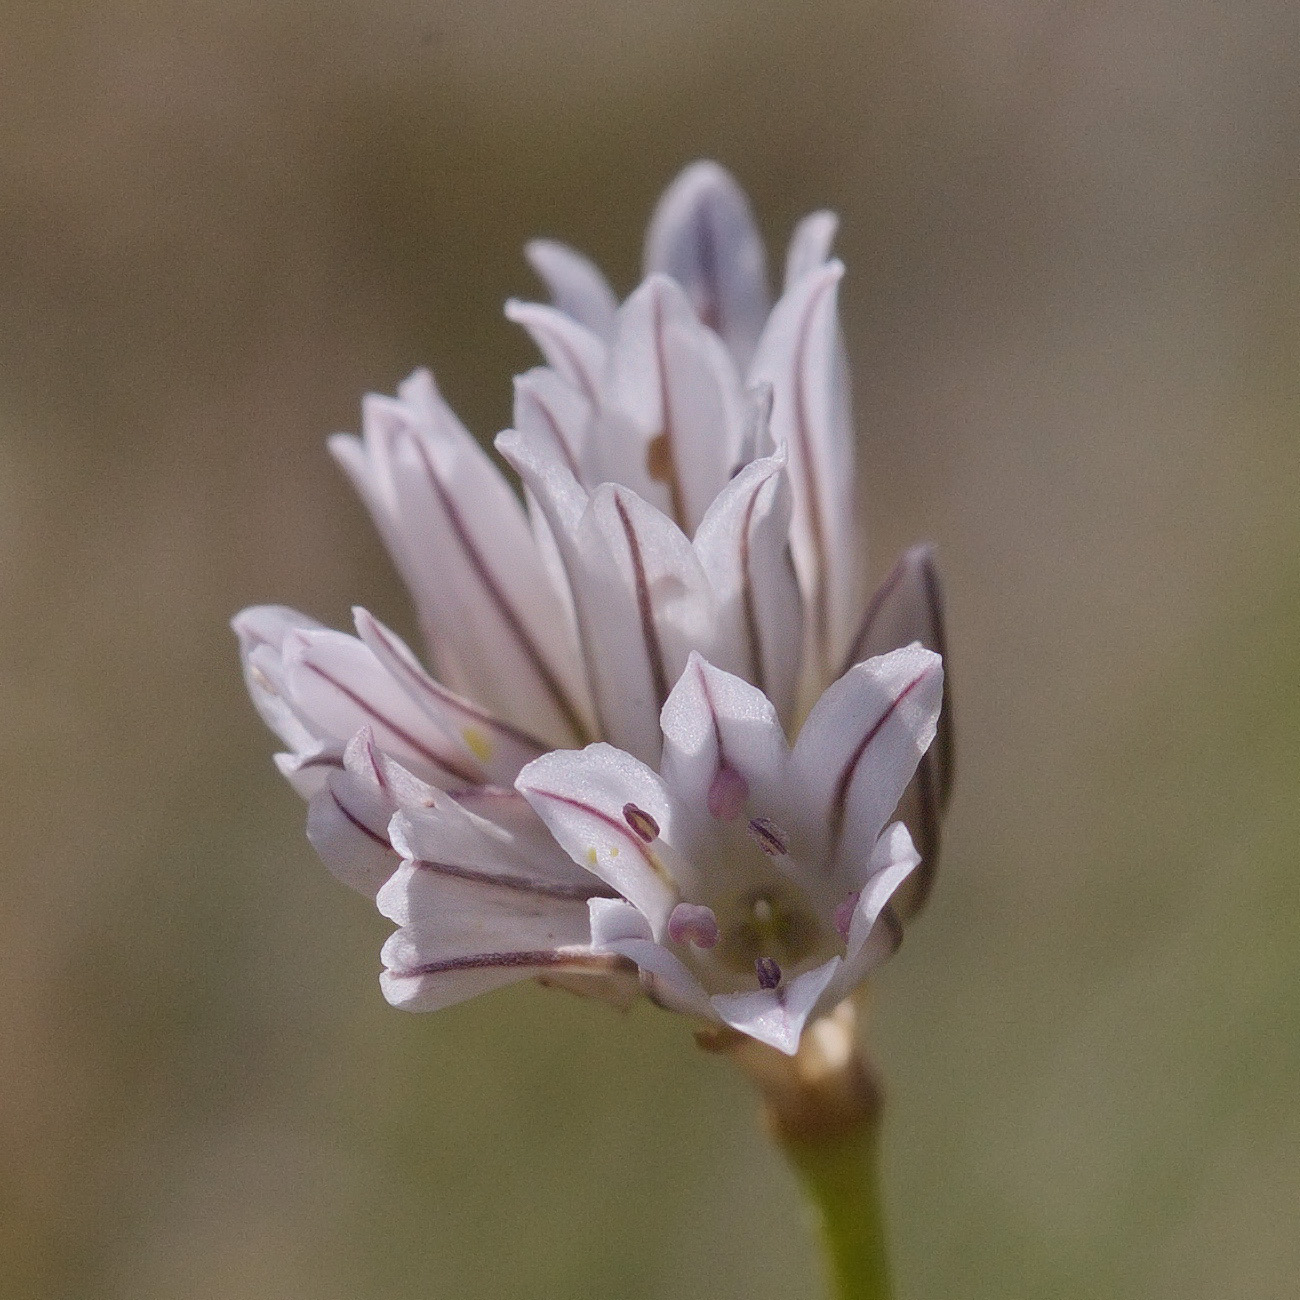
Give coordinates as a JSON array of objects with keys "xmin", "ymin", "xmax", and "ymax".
[
  {"xmin": 781, "ymin": 1116, "xmax": 892, "ymax": 1300},
  {"xmin": 698, "ymin": 1003, "xmax": 893, "ymax": 1300}
]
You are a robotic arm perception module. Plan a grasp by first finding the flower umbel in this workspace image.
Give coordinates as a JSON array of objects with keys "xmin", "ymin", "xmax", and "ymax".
[{"xmin": 234, "ymin": 162, "xmax": 952, "ymax": 1055}]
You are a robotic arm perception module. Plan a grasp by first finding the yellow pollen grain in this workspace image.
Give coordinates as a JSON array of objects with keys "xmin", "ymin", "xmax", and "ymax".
[
  {"xmin": 610, "ymin": 845, "xmax": 619, "ymax": 858},
  {"xmin": 586, "ymin": 847, "xmax": 598, "ymax": 867},
  {"xmin": 462, "ymin": 726, "xmax": 493, "ymax": 763}
]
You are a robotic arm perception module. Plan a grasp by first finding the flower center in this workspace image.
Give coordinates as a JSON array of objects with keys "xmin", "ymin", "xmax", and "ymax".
[{"xmin": 713, "ymin": 886, "xmax": 822, "ymax": 975}]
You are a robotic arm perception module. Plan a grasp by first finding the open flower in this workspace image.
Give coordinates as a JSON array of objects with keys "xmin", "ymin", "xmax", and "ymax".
[{"xmin": 233, "ymin": 161, "xmax": 952, "ymax": 1053}]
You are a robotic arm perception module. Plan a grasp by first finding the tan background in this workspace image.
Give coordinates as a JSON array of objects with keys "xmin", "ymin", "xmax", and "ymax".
[{"xmin": 2, "ymin": 2, "xmax": 1298, "ymax": 1297}]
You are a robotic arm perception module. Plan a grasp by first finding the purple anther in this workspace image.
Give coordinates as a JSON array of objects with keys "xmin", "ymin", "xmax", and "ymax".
[
  {"xmin": 747, "ymin": 816, "xmax": 788, "ymax": 856},
  {"xmin": 755, "ymin": 956, "xmax": 782, "ymax": 990},
  {"xmin": 707, "ymin": 764, "xmax": 749, "ymax": 821},
  {"xmin": 622, "ymin": 802, "xmax": 660, "ymax": 843},
  {"xmin": 834, "ymin": 890, "xmax": 861, "ymax": 939},
  {"xmin": 667, "ymin": 902, "xmax": 719, "ymax": 949}
]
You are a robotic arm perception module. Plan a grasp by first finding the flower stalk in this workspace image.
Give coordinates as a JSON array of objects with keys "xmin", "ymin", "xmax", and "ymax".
[{"xmin": 701, "ymin": 1001, "xmax": 892, "ymax": 1300}]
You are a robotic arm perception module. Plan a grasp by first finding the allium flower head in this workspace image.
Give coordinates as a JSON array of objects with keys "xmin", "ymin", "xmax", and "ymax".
[{"xmin": 234, "ymin": 162, "xmax": 952, "ymax": 1054}]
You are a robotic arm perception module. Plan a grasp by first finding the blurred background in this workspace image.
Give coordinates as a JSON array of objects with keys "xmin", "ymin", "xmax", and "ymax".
[{"xmin": 2, "ymin": 2, "xmax": 1298, "ymax": 1297}]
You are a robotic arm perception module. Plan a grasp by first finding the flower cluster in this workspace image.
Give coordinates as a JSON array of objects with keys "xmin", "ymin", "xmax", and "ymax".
[{"xmin": 234, "ymin": 163, "xmax": 952, "ymax": 1054}]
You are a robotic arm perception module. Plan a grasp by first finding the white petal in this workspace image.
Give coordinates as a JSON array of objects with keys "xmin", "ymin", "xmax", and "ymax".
[
  {"xmin": 659, "ymin": 312, "xmax": 748, "ymax": 531},
  {"xmin": 273, "ymin": 747, "xmax": 343, "ymax": 799},
  {"xmin": 495, "ymin": 425, "xmax": 589, "ymax": 541},
  {"xmin": 306, "ymin": 768, "xmax": 397, "ymax": 898},
  {"xmin": 378, "ymin": 858, "xmax": 593, "ymax": 935},
  {"xmin": 232, "ymin": 605, "xmax": 327, "ymax": 753},
  {"xmin": 588, "ymin": 896, "xmax": 653, "ymax": 945},
  {"xmin": 784, "ymin": 211, "xmax": 839, "ymax": 289},
  {"xmin": 659, "ymin": 652, "xmax": 789, "ymax": 825},
  {"xmin": 343, "ymin": 725, "xmax": 444, "ymax": 810},
  {"xmin": 711, "ymin": 957, "xmax": 842, "ymax": 1055},
  {"xmin": 329, "ymin": 377, "xmax": 591, "ymax": 746},
  {"xmin": 643, "ymin": 160, "xmax": 769, "ymax": 370},
  {"xmin": 501, "ymin": 426, "xmax": 682, "ymax": 754},
  {"xmin": 500, "ymin": 429, "xmax": 655, "ymax": 758},
  {"xmin": 505, "ymin": 299, "xmax": 608, "ymax": 407},
  {"xmin": 282, "ymin": 628, "xmax": 485, "ymax": 789},
  {"xmin": 595, "ymin": 274, "xmax": 745, "ymax": 531},
  {"xmin": 353, "ymin": 608, "xmax": 548, "ymax": 785},
  {"xmin": 692, "ymin": 453, "xmax": 805, "ymax": 723},
  {"xmin": 390, "ymin": 787, "xmax": 601, "ymax": 897},
  {"xmin": 749, "ymin": 262, "xmax": 862, "ymax": 678},
  {"xmin": 373, "ymin": 389, "xmax": 592, "ymax": 745},
  {"xmin": 588, "ymin": 900, "xmax": 715, "ymax": 1018},
  {"xmin": 839, "ymin": 544, "xmax": 953, "ymax": 914},
  {"xmin": 525, "ymin": 239, "xmax": 619, "ymax": 340},
  {"xmin": 380, "ymin": 931, "xmax": 607, "ymax": 1013},
  {"xmin": 840, "ymin": 543, "xmax": 953, "ymax": 812},
  {"xmin": 576, "ymin": 484, "xmax": 718, "ymax": 763},
  {"xmin": 512, "ymin": 366, "xmax": 593, "ymax": 487},
  {"xmin": 505, "ymin": 429, "xmax": 718, "ymax": 766},
  {"xmin": 842, "ymin": 544, "xmax": 947, "ymax": 671},
  {"xmin": 300, "ymin": 727, "xmax": 436, "ymax": 898},
  {"xmin": 732, "ymin": 382, "xmax": 777, "ymax": 472},
  {"xmin": 823, "ymin": 823, "xmax": 919, "ymax": 1002},
  {"xmin": 793, "ymin": 645, "xmax": 943, "ymax": 880},
  {"xmin": 516, "ymin": 744, "xmax": 686, "ymax": 934}
]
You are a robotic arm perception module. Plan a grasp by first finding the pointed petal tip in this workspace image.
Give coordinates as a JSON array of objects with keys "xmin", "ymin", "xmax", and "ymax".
[{"xmin": 710, "ymin": 959, "xmax": 841, "ymax": 1056}]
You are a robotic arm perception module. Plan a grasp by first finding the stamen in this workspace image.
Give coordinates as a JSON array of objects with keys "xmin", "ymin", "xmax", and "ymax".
[
  {"xmin": 667, "ymin": 903, "xmax": 719, "ymax": 949},
  {"xmin": 747, "ymin": 817, "xmax": 788, "ymax": 856},
  {"xmin": 755, "ymin": 956, "xmax": 782, "ymax": 990},
  {"xmin": 622, "ymin": 803, "xmax": 660, "ymax": 843},
  {"xmin": 707, "ymin": 765, "xmax": 749, "ymax": 821},
  {"xmin": 834, "ymin": 890, "xmax": 861, "ymax": 939}
]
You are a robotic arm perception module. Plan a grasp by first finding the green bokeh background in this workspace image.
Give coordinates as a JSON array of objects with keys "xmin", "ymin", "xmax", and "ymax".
[{"xmin": 3, "ymin": 3, "xmax": 1297, "ymax": 1297}]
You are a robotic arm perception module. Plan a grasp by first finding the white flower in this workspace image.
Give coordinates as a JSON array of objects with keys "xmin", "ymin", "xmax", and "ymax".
[{"xmin": 233, "ymin": 162, "xmax": 952, "ymax": 1053}]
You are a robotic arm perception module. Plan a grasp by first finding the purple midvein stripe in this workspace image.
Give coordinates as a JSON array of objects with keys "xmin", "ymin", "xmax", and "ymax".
[
  {"xmin": 411, "ymin": 857, "xmax": 617, "ymax": 901},
  {"xmin": 737, "ymin": 471, "xmax": 766, "ymax": 693},
  {"xmin": 840, "ymin": 550, "xmax": 907, "ymax": 674},
  {"xmin": 554, "ymin": 334, "xmax": 600, "ymax": 406},
  {"xmin": 531, "ymin": 314, "xmax": 600, "ymax": 406},
  {"xmin": 792, "ymin": 276, "xmax": 836, "ymax": 675},
  {"xmin": 408, "ymin": 435, "xmax": 591, "ymax": 744},
  {"xmin": 694, "ymin": 659, "xmax": 728, "ymax": 771},
  {"xmin": 301, "ymin": 660, "xmax": 480, "ymax": 787},
  {"xmin": 693, "ymin": 197, "xmax": 723, "ymax": 337},
  {"xmin": 612, "ymin": 491, "xmax": 670, "ymax": 713},
  {"xmin": 827, "ymin": 669, "xmax": 931, "ymax": 848},
  {"xmin": 904, "ymin": 757, "xmax": 940, "ymax": 914},
  {"xmin": 330, "ymin": 789, "xmax": 391, "ymax": 850},
  {"xmin": 364, "ymin": 615, "xmax": 550, "ymax": 757},
  {"xmin": 392, "ymin": 950, "xmax": 625, "ymax": 979},
  {"xmin": 652, "ymin": 290, "xmax": 688, "ymax": 528},
  {"xmin": 529, "ymin": 388, "xmax": 583, "ymax": 484}
]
